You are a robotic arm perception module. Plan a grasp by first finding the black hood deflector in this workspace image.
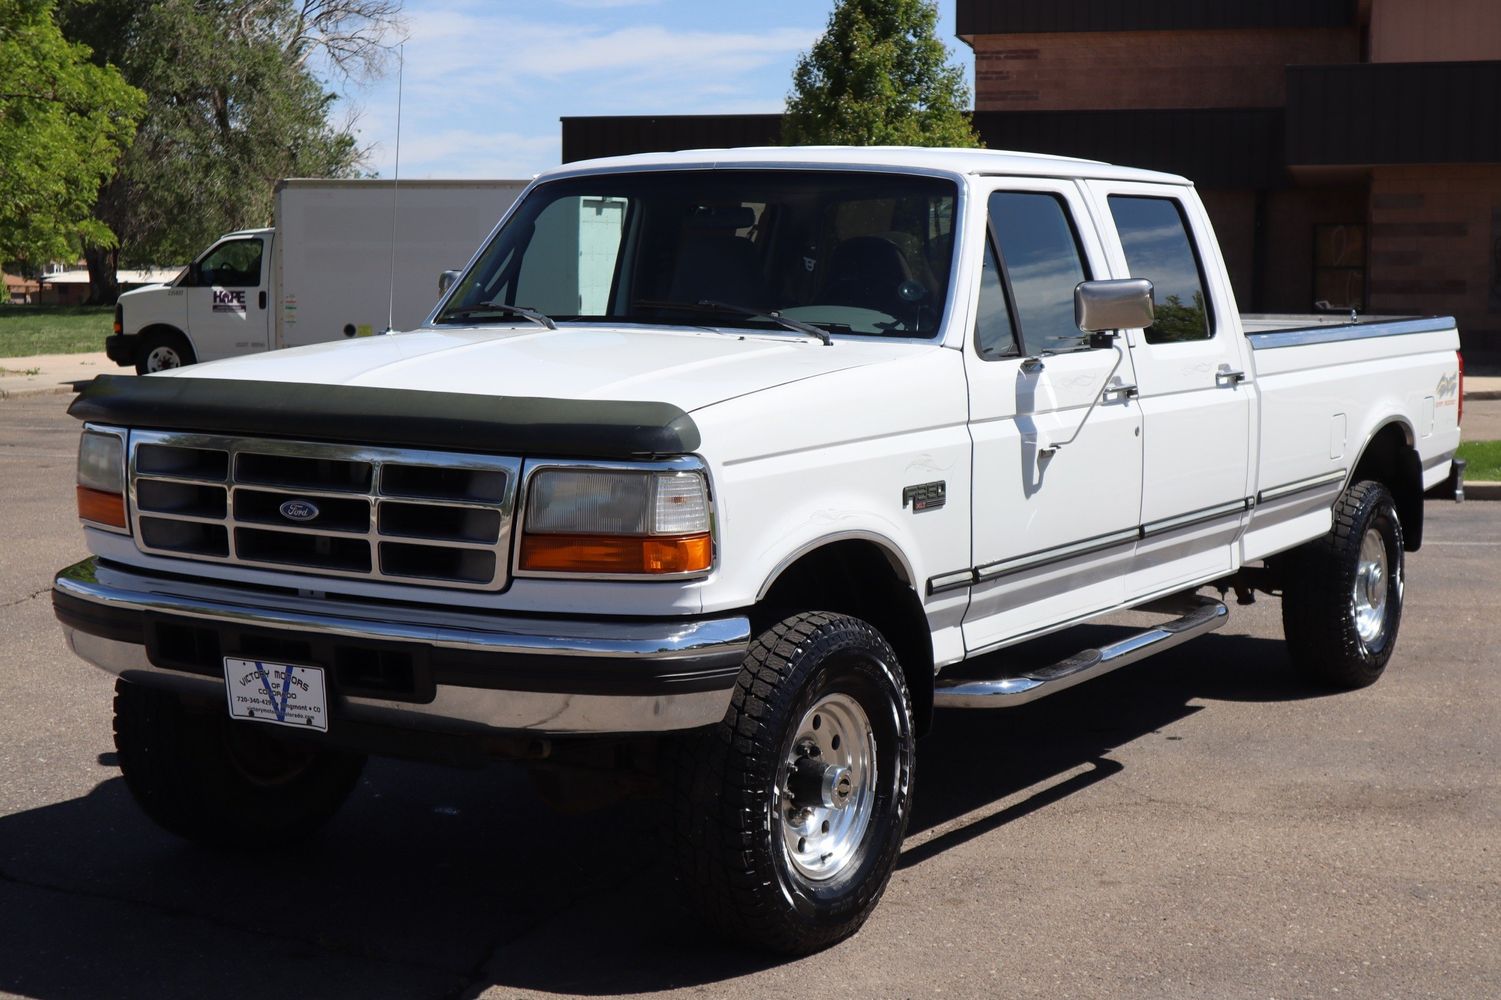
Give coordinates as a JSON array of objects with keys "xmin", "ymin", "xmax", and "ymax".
[{"xmin": 69, "ymin": 375, "xmax": 701, "ymax": 458}]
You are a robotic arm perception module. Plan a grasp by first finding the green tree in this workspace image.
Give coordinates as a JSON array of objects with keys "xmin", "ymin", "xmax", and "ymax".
[
  {"xmin": 57, "ymin": 0, "xmax": 402, "ymax": 300},
  {"xmin": 0, "ymin": 0, "xmax": 143, "ymax": 292},
  {"xmin": 784, "ymin": 0, "xmax": 979, "ymax": 148}
]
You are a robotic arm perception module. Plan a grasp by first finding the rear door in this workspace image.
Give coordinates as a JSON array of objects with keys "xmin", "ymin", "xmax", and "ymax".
[
  {"xmin": 1084, "ymin": 182, "xmax": 1253, "ymax": 597},
  {"xmin": 184, "ymin": 235, "xmax": 271, "ymax": 361},
  {"xmin": 961, "ymin": 179, "xmax": 1144, "ymax": 653}
]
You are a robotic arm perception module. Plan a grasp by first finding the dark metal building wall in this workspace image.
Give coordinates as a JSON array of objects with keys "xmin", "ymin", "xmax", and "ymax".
[
  {"xmin": 972, "ymin": 108, "xmax": 1285, "ymax": 188},
  {"xmin": 561, "ymin": 109, "xmax": 1286, "ymax": 190},
  {"xmin": 955, "ymin": 0, "xmax": 1356, "ymax": 36},
  {"xmin": 1286, "ymin": 61, "xmax": 1501, "ymax": 165},
  {"xmin": 562, "ymin": 114, "xmax": 782, "ymax": 165}
]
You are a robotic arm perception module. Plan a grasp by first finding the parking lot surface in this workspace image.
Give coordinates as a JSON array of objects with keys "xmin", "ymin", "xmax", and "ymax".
[{"xmin": 1, "ymin": 392, "xmax": 1497, "ymax": 1000}]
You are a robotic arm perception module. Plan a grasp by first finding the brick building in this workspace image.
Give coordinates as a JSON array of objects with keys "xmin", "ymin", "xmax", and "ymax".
[{"xmin": 560, "ymin": 0, "xmax": 1501, "ymax": 359}]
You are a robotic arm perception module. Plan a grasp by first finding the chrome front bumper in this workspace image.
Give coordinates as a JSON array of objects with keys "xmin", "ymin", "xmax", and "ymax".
[{"xmin": 54, "ymin": 558, "xmax": 749, "ymax": 736}]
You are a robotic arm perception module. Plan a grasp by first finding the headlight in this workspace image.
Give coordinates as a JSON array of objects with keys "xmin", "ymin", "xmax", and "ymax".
[
  {"xmin": 77, "ymin": 428, "xmax": 128, "ymax": 531},
  {"xmin": 518, "ymin": 468, "xmax": 712, "ymax": 577}
]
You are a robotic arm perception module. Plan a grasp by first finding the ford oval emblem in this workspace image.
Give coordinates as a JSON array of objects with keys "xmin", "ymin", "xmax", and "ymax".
[{"xmin": 279, "ymin": 499, "xmax": 320, "ymax": 522}]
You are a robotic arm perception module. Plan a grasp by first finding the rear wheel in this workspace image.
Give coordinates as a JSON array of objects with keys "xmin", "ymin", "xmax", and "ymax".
[
  {"xmin": 113, "ymin": 680, "xmax": 365, "ymax": 846},
  {"xmin": 670, "ymin": 612, "xmax": 914, "ymax": 954},
  {"xmin": 134, "ymin": 330, "xmax": 195, "ymax": 374},
  {"xmin": 1281, "ymin": 480, "xmax": 1405, "ymax": 688}
]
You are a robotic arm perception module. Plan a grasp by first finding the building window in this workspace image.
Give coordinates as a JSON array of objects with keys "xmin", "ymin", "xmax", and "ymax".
[{"xmin": 1312, "ymin": 223, "xmax": 1365, "ymax": 312}]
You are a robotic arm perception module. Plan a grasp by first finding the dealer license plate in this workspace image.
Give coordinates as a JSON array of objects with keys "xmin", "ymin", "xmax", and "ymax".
[{"xmin": 223, "ymin": 657, "xmax": 329, "ymax": 732}]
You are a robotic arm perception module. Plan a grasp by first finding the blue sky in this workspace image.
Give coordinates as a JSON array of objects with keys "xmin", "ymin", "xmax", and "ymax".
[{"xmin": 336, "ymin": 0, "xmax": 975, "ymax": 180}]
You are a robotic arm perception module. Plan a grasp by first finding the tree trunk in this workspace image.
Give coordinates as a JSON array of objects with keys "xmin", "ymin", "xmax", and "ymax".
[{"xmin": 84, "ymin": 246, "xmax": 119, "ymax": 305}]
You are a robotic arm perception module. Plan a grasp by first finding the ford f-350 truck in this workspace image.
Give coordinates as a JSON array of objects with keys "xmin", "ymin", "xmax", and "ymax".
[{"xmin": 55, "ymin": 147, "xmax": 1463, "ymax": 954}]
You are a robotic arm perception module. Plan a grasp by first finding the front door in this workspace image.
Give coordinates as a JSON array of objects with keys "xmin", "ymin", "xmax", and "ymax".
[
  {"xmin": 185, "ymin": 236, "xmax": 271, "ymax": 362},
  {"xmin": 962, "ymin": 180, "xmax": 1144, "ymax": 655},
  {"xmin": 1085, "ymin": 183, "xmax": 1253, "ymax": 597}
]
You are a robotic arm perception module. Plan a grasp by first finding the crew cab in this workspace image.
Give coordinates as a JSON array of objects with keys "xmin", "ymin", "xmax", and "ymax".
[{"xmin": 54, "ymin": 147, "xmax": 1463, "ymax": 954}]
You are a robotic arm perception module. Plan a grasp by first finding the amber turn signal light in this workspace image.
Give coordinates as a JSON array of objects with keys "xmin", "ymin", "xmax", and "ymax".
[
  {"xmin": 519, "ymin": 533, "xmax": 712, "ymax": 575},
  {"xmin": 77, "ymin": 486, "xmax": 127, "ymax": 529}
]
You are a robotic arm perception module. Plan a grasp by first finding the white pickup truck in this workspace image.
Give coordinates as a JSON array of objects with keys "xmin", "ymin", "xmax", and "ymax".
[{"xmin": 55, "ymin": 147, "xmax": 1464, "ymax": 954}]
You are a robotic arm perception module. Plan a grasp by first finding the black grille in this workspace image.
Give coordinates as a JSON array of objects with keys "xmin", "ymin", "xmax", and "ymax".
[{"xmin": 129, "ymin": 431, "xmax": 520, "ymax": 591}]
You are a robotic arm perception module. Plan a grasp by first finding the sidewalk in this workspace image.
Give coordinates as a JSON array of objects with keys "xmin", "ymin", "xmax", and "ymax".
[
  {"xmin": 0, "ymin": 352, "xmax": 124, "ymax": 400},
  {"xmin": 1466, "ymin": 374, "xmax": 1501, "ymax": 400}
]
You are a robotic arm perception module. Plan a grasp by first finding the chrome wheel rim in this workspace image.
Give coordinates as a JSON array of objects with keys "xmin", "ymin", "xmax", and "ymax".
[
  {"xmin": 776, "ymin": 692, "xmax": 877, "ymax": 882},
  {"xmin": 146, "ymin": 346, "xmax": 181, "ymax": 372},
  {"xmin": 1352, "ymin": 528, "xmax": 1389, "ymax": 644}
]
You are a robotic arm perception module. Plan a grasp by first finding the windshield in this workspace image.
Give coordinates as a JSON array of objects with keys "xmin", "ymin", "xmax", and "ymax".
[{"xmin": 435, "ymin": 170, "xmax": 959, "ymax": 339}]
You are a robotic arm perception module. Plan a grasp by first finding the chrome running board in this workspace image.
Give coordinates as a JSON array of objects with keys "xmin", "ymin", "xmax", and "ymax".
[{"xmin": 934, "ymin": 595, "xmax": 1228, "ymax": 709}]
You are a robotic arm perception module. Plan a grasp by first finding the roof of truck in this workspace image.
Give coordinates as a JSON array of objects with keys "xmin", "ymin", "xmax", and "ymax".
[{"xmin": 543, "ymin": 146, "xmax": 1191, "ymax": 186}]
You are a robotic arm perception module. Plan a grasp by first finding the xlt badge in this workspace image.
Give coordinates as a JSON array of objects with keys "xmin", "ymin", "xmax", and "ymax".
[{"xmin": 902, "ymin": 481, "xmax": 946, "ymax": 513}]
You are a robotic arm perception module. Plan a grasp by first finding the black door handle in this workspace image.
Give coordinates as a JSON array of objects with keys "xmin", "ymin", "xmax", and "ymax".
[{"xmin": 258, "ymin": 290, "xmax": 267, "ymax": 310}]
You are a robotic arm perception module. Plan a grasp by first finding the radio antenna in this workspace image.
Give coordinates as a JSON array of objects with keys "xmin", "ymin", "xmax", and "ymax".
[{"xmin": 385, "ymin": 40, "xmax": 405, "ymax": 334}]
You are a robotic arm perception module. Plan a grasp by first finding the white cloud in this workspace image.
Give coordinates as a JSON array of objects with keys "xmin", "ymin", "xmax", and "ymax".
[
  {"xmin": 555, "ymin": 0, "xmax": 662, "ymax": 7},
  {"xmin": 386, "ymin": 129, "xmax": 560, "ymax": 181},
  {"xmin": 341, "ymin": 5, "xmax": 822, "ymax": 178}
]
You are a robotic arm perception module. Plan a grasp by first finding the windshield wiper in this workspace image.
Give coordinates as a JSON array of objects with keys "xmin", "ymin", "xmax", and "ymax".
[
  {"xmin": 437, "ymin": 303, "xmax": 557, "ymax": 330},
  {"xmin": 637, "ymin": 299, "xmax": 833, "ymax": 346}
]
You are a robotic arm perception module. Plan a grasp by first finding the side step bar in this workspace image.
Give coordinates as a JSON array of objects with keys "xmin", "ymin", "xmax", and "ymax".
[{"xmin": 934, "ymin": 595, "xmax": 1229, "ymax": 709}]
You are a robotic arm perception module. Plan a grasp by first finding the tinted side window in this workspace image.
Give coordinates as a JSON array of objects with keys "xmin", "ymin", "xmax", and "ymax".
[
  {"xmin": 197, "ymin": 239, "xmax": 263, "ymax": 288},
  {"xmin": 974, "ymin": 236, "xmax": 1018, "ymax": 359},
  {"xmin": 987, "ymin": 193, "xmax": 1091, "ymax": 355},
  {"xmin": 1108, "ymin": 196, "xmax": 1212, "ymax": 343}
]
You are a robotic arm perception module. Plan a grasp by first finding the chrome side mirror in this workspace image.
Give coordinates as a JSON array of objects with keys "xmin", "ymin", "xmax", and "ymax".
[
  {"xmin": 1075, "ymin": 278, "xmax": 1154, "ymax": 333},
  {"xmin": 438, "ymin": 269, "xmax": 462, "ymax": 295}
]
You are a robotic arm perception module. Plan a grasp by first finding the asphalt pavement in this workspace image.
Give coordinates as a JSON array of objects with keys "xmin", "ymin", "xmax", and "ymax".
[{"xmin": 1, "ymin": 392, "xmax": 1497, "ymax": 1000}]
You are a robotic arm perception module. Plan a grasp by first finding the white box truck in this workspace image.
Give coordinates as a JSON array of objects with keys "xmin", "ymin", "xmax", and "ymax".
[{"xmin": 105, "ymin": 179, "xmax": 527, "ymax": 373}]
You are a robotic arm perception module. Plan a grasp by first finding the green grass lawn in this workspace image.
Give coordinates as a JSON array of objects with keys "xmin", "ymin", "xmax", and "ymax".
[
  {"xmin": 1458, "ymin": 439, "xmax": 1501, "ymax": 482},
  {"xmin": 0, "ymin": 305, "xmax": 114, "ymax": 358}
]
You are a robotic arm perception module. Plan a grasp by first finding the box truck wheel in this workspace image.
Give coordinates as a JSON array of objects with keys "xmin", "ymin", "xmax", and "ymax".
[
  {"xmin": 669, "ymin": 612, "xmax": 914, "ymax": 954},
  {"xmin": 135, "ymin": 329, "xmax": 195, "ymax": 374}
]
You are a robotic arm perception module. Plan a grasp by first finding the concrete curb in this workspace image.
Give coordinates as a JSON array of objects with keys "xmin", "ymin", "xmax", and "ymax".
[
  {"xmin": 0, "ymin": 381, "xmax": 91, "ymax": 401},
  {"xmin": 1466, "ymin": 390, "xmax": 1501, "ymax": 401},
  {"xmin": 0, "ymin": 352, "xmax": 118, "ymax": 401},
  {"xmin": 1464, "ymin": 481, "xmax": 1501, "ymax": 501}
]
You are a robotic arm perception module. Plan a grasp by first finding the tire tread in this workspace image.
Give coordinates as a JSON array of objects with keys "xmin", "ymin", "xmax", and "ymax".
[
  {"xmin": 668, "ymin": 612, "xmax": 912, "ymax": 954},
  {"xmin": 1281, "ymin": 480, "xmax": 1404, "ymax": 689}
]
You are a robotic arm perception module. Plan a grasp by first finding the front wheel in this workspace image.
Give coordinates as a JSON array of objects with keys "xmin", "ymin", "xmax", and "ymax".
[
  {"xmin": 113, "ymin": 680, "xmax": 365, "ymax": 847},
  {"xmin": 134, "ymin": 330, "xmax": 195, "ymax": 374},
  {"xmin": 671, "ymin": 612, "xmax": 914, "ymax": 954},
  {"xmin": 1281, "ymin": 479, "xmax": 1405, "ymax": 688}
]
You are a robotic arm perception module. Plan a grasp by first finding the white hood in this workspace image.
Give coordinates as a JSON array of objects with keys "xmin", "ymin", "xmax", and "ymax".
[{"xmin": 160, "ymin": 324, "xmax": 921, "ymax": 412}]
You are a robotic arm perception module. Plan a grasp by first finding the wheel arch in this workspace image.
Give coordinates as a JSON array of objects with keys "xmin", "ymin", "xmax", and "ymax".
[
  {"xmin": 755, "ymin": 535, "xmax": 935, "ymax": 736},
  {"xmin": 1347, "ymin": 418, "xmax": 1424, "ymax": 551},
  {"xmin": 138, "ymin": 324, "xmax": 196, "ymax": 360}
]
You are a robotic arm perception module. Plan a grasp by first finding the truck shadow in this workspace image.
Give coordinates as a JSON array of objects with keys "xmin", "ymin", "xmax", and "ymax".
[{"xmin": 0, "ymin": 630, "xmax": 1326, "ymax": 999}]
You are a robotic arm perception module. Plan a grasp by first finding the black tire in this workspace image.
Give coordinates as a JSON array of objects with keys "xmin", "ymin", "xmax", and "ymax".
[
  {"xmin": 113, "ymin": 680, "xmax": 365, "ymax": 846},
  {"xmin": 670, "ymin": 612, "xmax": 915, "ymax": 954},
  {"xmin": 134, "ymin": 329, "xmax": 195, "ymax": 374},
  {"xmin": 1281, "ymin": 480, "xmax": 1405, "ymax": 689}
]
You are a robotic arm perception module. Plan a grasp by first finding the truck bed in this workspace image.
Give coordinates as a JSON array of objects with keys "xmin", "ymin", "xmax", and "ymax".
[
  {"xmin": 1238, "ymin": 312, "xmax": 1461, "ymax": 563},
  {"xmin": 1240, "ymin": 313, "xmax": 1444, "ymax": 336}
]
